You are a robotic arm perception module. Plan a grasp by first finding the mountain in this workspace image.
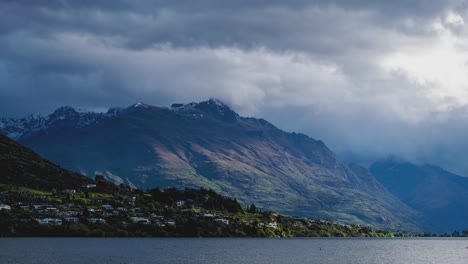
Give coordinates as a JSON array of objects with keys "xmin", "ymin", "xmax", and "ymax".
[
  {"xmin": 0, "ymin": 106, "xmax": 121, "ymax": 140},
  {"xmin": 370, "ymin": 159, "xmax": 468, "ymax": 232},
  {"xmin": 1, "ymin": 100, "xmax": 421, "ymax": 230},
  {"xmin": 0, "ymin": 132, "xmax": 93, "ymax": 191}
]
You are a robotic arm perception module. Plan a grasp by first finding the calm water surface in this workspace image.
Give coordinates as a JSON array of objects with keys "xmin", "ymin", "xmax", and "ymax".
[{"xmin": 1, "ymin": 237, "xmax": 468, "ymax": 264}]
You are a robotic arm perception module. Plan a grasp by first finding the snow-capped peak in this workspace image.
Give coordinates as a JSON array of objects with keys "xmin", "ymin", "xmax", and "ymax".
[
  {"xmin": 208, "ymin": 98, "xmax": 227, "ymax": 107},
  {"xmin": 0, "ymin": 106, "xmax": 115, "ymax": 140},
  {"xmin": 132, "ymin": 102, "xmax": 151, "ymax": 108},
  {"xmin": 170, "ymin": 99, "xmax": 239, "ymax": 122}
]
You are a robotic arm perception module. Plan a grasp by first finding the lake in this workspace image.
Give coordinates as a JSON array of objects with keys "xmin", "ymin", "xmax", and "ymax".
[{"xmin": 1, "ymin": 238, "xmax": 468, "ymax": 264}]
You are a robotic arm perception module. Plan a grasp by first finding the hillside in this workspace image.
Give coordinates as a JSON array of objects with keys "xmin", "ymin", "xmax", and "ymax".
[
  {"xmin": 0, "ymin": 132, "xmax": 93, "ymax": 191},
  {"xmin": 0, "ymin": 183, "xmax": 395, "ymax": 238},
  {"xmin": 371, "ymin": 159, "xmax": 468, "ymax": 232},
  {"xmin": 2, "ymin": 100, "xmax": 421, "ymax": 230}
]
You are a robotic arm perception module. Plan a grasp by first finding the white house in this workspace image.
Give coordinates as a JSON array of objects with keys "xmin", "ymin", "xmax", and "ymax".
[
  {"xmin": 215, "ymin": 218, "xmax": 230, "ymax": 225},
  {"xmin": 267, "ymin": 222, "xmax": 278, "ymax": 229},
  {"xmin": 0, "ymin": 204, "xmax": 11, "ymax": 211}
]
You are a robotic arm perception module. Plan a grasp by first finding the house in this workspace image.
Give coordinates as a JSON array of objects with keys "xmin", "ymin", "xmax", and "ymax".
[
  {"xmin": 1, "ymin": 190, "xmax": 26, "ymax": 196},
  {"xmin": 292, "ymin": 221, "xmax": 302, "ymax": 227},
  {"xmin": 46, "ymin": 207, "xmax": 58, "ymax": 212},
  {"xmin": 266, "ymin": 222, "xmax": 278, "ymax": 229},
  {"xmin": 155, "ymin": 221, "xmax": 166, "ymax": 227},
  {"xmin": 68, "ymin": 211, "xmax": 79, "ymax": 216},
  {"xmin": 61, "ymin": 189, "xmax": 76, "ymax": 194},
  {"xmin": 37, "ymin": 218, "xmax": 62, "ymax": 225},
  {"xmin": 150, "ymin": 214, "xmax": 164, "ymax": 219},
  {"xmin": 0, "ymin": 190, "xmax": 26, "ymax": 197},
  {"xmin": 125, "ymin": 196, "xmax": 136, "ymax": 203},
  {"xmin": 64, "ymin": 217, "xmax": 80, "ymax": 224},
  {"xmin": 82, "ymin": 184, "xmax": 97, "ymax": 189},
  {"xmin": 57, "ymin": 212, "xmax": 69, "ymax": 218},
  {"xmin": 130, "ymin": 217, "xmax": 151, "ymax": 224},
  {"xmin": 88, "ymin": 218, "xmax": 106, "ymax": 224},
  {"xmin": 176, "ymin": 200, "xmax": 186, "ymax": 207},
  {"xmin": 57, "ymin": 211, "xmax": 79, "ymax": 218},
  {"xmin": 59, "ymin": 203, "xmax": 74, "ymax": 209},
  {"xmin": 0, "ymin": 204, "xmax": 11, "ymax": 211},
  {"xmin": 215, "ymin": 218, "xmax": 230, "ymax": 225},
  {"xmin": 32, "ymin": 204, "xmax": 47, "ymax": 210},
  {"xmin": 102, "ymin": 204, "xmax": 114, "ymax": 210}
]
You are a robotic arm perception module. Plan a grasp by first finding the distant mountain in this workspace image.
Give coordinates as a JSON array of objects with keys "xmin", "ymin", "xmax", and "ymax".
[
  {"xmin": 370, "ymin": 159, "xmax": 468, "ymax": 232},
  {"xmin": 1, "ymin": 100, "xmax": 421, "ymax": 230},
  {"xmin": 0, "ymin": 106, "xmax": 122, "ymax": 140},
  {"xmin": 0, "ymin": 132, "xmax": 93, "ymax": 191}
]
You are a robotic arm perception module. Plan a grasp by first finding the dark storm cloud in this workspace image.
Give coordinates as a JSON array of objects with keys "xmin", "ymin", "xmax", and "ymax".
[
  {"xmin": 2, "ymin": 0, "xmax": 468, "ymax": 174},
  {"xmin": 0, "ymin": 0, "xmax": 458, "ymax": 50}
]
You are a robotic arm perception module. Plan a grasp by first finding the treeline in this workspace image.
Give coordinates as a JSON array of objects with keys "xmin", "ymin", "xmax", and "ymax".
[
  {"xmin": 0, "ymin": 210, "xmax": 394, "ymax": 238},
  {"xmin": 396, "ymin": 230, "xmax": 468, "ymax": 238},
  {"xmin": 148, "ymin": 187, "xmax": 243, "ymax": 214}
]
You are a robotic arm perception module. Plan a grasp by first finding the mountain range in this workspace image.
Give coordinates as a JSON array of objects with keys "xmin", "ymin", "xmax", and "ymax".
[
  {"xmin": 0, "ymin": 99, "xmax": 423, "ymax": 231},
  {"xmin": 0, "ymin": 106, "xmax": 121, "ymax": 140},
  {"xmin": 371, "ymin": 159, "xmax": 468, "ymax": 233}
]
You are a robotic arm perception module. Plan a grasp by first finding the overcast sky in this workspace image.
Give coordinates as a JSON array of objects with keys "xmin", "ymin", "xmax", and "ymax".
[{"xmin": 2, "ymin": 0, "xmax": 468, "ymax": 173}]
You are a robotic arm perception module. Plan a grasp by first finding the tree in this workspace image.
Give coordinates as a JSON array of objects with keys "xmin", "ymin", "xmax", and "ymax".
[
  {"xmin": 83, "ymin": 208, "xmax": 90, "ymax": 218},
  {"xmin": 462, "ymin": 230, "xmax": 468, "ymax": 237},
  {"xmin": 247, "ymin": 204, "xmax": 257, "ymax": 214}
]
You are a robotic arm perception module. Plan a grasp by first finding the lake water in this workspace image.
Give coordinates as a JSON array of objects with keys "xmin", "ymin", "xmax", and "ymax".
[{"xmin": 1, "ymin": 238, "xmax": 468, "ymax": 264}]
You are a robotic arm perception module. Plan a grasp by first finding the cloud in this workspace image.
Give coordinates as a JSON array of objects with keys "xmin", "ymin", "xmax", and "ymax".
[
  {"xmin": 0, "ymin": 30, "xmax": 351, "ymax": 114},
  {"xmin": 3, "ymin": 1, "xmax": 468, "ymax": 174}
]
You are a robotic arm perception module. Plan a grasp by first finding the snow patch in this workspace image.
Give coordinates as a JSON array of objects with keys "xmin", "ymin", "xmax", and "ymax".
[{"xmin": 133, "ymin": 102, "xmax": 151, "ymax": 108}]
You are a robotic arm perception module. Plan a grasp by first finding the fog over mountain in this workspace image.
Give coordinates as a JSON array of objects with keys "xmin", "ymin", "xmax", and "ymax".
[{"xmin": 2, "ymin": 1, "xmax": 468, "ymax": 173}]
